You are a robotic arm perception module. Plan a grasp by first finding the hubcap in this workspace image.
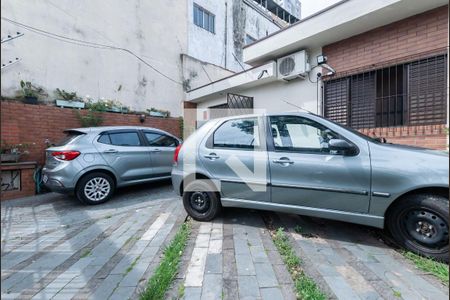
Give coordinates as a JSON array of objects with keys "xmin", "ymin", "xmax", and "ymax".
[
  {"xmin": 84, "ymin": 177, "xmax": 111, "ymax": 202},
  {"xmin": 403, "ymin": 209, "xmax": 448, "ymax": 248},
  {"xmin": 189, "ymin": 192, "xmax": 210, "ymax": 213}
]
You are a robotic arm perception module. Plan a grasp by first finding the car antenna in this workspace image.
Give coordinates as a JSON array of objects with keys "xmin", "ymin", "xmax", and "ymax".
[{"xmin": 282, "ymin": 100, "xmax": 316, "ymax": 115}]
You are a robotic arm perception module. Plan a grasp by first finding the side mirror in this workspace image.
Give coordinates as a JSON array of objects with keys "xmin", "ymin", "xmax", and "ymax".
[{"xmin": 328, "ymin": 139, "xmax": 356, "ymax": 154}]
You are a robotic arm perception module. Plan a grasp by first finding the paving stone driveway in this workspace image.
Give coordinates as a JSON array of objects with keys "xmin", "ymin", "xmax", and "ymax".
[{"xmin": 2, "ymin": 182, "xmax": 448, "ymax": 300}]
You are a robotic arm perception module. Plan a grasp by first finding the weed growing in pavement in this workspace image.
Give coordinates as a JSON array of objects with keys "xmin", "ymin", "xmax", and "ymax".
[
  {"xmin": 126, "ymin": 255, "xmax": 141, "ymax": 274},
  {"xmin": 80, "ymin": 249, "xmax": 91, "ymax": 258},
  {"xmin": 177, "ymin": 284, "xmax": 185, "ymax": 299},
  {"xmin": 393, "ymin": 290, "xmax": 402, "ymax": 297},
  {"xmin": 140, "ymin": 220, "xmax": 191, "ymax": 300},
  {"xmin": 403, "ymin": 251, "xmax": 449, "ymax": 285},
  {"xmin": 272, "ymin": 228, "xmax": 326, "ymax": 300}
]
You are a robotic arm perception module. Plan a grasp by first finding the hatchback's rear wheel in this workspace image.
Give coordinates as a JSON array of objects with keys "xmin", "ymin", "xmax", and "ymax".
[
  {"xmin": 183, "ymin": 180, "xmax": 221, "ymax": 221},
  {"xmin": 76, "ymin": 172, "xmax": 115, "ymax": 205},
  {"xmin": 386, "ymin": 194, "xmax": 448, "ymax": 262}
]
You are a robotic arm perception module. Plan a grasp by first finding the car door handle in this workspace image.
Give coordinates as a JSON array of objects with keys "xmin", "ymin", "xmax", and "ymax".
[
  {"xmin": 204, "ymin": 153, "xmax": 220, "ymax": 160},
  {"xmin": 151, "ymin": 149, "xmax": 161, "ymax": 152},
  {"xmin": 103, "ymin": 149, "xmax": 118, "ymax": 154},
  {"xmin": 273, "ymin": 158, "xmax": 294, "ymax": 165}
]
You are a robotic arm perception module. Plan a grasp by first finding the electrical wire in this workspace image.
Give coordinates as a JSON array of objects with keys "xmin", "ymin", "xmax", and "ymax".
[{"xmin": 1, "ymin": 17, "xmax": 183, "ymax": 85}]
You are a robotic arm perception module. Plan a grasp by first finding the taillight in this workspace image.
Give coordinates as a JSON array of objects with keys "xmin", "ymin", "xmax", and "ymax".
[
  {"xmin": 174, "ymin": 144, "xmax": 182, "ymax": 163},
  {"xmin": 52, "ymin": 151, "xmax": 80, "ymax": 161}
]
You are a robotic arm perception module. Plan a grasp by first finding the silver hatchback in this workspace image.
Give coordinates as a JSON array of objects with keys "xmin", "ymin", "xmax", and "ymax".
[
  {"xmin": 43, "ymin": 126, "xmax": 180, "ymax": 204},
  {"xmin": 172, "ymin": 112, "xmax": 449, "ymax": 261}
]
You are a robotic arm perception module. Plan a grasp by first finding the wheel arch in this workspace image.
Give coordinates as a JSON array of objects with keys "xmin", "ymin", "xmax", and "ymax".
[
  {"xmin": 179, "ymin": 172, "xmax": 217, "ymax": 196},
  {"xmin": 384, "ymin": 186, "xmax": 449, "ymax": 221},
  {"xmin": 75, "ymin": 168, "xmax": 118, "ymax": 191}
]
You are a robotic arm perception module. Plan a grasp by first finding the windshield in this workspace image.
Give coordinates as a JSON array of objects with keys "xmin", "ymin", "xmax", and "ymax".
[{"xmin": 55, "ymin": 131, "xmax": 85, "ymax": 146}]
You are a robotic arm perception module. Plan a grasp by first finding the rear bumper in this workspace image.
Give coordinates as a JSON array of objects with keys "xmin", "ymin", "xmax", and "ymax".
[
  {"xmin": 171, "ymin": 167, "xmax": 183, "ymax": 196},
  {"xmin": 42, "ymin": 164, "xmax": 79, "ymax": 194}
]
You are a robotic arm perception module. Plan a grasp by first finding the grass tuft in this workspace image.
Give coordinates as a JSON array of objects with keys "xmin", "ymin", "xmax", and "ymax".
[
  {"xmin": 126, "ymin": 255, "xmax": 141, "ymax": 274},
  {"xmin": 272, "ymin": 228, "xmax": 326, "ymax": 300},
  {"xmin": 403, "ymin": 251, "xmax": 449, "ymax": 285},
  {"xmin": 80, "ymin": 249, "xmax": 91, "ymax": 258},
  {"xmin": 140, "ymin": 220, "xmax": 191, "ymax": 300}
]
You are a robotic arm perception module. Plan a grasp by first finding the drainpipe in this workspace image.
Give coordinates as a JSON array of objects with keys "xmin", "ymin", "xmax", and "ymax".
[{"xmin": 224, "ymin": 1, "xmax": 228, "ymax": 69}]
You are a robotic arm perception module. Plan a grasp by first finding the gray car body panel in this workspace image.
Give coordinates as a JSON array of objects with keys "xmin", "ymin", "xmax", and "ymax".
[
  {"xmin": 43, "ymin": 126, "xmax": 181, "ymax": 193},
  {"xmin": 172, "ymin": 112, "xmax": 449, "ymax": 229}
]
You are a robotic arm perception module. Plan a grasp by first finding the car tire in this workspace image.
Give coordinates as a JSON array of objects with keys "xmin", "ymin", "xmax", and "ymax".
[
  {"xmin": 76, "ymin": 172, "xmax": 115, "ymax": 205},
  {"xmin": 386, "ymin": 193, "xmax": 449, "ymax": 262},
  {"xmin": 183, "ymin": 180, "xmax": 221, "ymax": 221}
]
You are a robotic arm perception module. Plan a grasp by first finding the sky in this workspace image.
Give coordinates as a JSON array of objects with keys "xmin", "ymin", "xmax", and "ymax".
[{"xmin": 301, "ymin": 0, "xmax": 342, "ymax": 18}]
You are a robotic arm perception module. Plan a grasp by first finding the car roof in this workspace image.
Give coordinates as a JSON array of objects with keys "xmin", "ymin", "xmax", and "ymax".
[
  {"xmin": 64, "ymin": 126, "xmax": 175, "ymax": 136},
  {"xmin": 210, "ymin": 110, "xmax": 315, "ymax": 122}
]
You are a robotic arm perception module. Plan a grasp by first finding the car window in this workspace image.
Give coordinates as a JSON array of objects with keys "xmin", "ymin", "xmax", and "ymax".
[
  {"xmin": 55, "ymin": 131, "xmax": 85, "ymax": 146},
  {"xmin": 213, "ymin": 117, "xmax": 260, "ymax": 149},
  {"xmin": 97, "ymin": 134, "xmax": 111, "ymax": 145},
  {"xmin": 145, "ymin": 132, "xmax": 179, "ymax": 147},
  {"xmin": 270, "ymin": 116, "xmax": 339, "ymax": 153},
  {"xmin": 108, "ymin": 132, "xmax": 141, "ymax": 146}
]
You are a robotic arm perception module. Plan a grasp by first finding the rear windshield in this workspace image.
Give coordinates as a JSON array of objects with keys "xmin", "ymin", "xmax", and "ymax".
[{"xmin": 55, "ymin": 131, "xmax": 85, "ymax": 146}]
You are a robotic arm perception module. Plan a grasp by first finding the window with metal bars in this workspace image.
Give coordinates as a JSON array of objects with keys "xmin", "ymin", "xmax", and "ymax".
[
  {"xmin": 209, "ymin": 93, "xmax": 254, "ymax": 119},
  {"xmin": 324, "ymin": 54, "xmax": 447, "ymax": 129}
]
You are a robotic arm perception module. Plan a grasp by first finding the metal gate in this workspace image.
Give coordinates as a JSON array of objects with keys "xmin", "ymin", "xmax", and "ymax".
[{"xmin": 209, "ymin": 93, "xmax": 254, "ymax": 119}]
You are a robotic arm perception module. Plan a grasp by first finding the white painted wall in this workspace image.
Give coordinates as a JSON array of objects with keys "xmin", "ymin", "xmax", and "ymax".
[
  {"xmin": 1, "ymin": 0, "xmax": 188, "ymax": 116},
  {"xmin": 181, "ymin": 54, "xmax": 234, "ymax": 91},
  {"xmin": 187, "ymin": 0, "xmax": 281, "ymax": 72},
  {"xmin": 195, "ymin": 48, "xmax": 322, "ymax": 119}
]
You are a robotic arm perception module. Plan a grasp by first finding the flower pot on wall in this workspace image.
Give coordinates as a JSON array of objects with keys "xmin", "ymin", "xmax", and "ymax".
[
  {"xmin": 149, "ymin": 111, "xmax": 168, "ymax": 118},
  {"xmin": 1, "ymin": 153, "xmax": 20, "ymax": 163},
  {"xmin": 107, "ymin": 107, "xmax": 129, "ymax": 113},
  {"xmin": 23, "ymin": 96, "xmax": 38, "ymax": 105},
  {"xmin": 56, "ymin": 99, "xmax": 85, "ymax": 109}
]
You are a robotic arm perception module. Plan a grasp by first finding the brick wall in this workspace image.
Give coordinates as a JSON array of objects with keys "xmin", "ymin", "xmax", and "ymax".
[
  {"xmin": 1, "ymin": 163, "xmax": 36, "ymax": 200},
  {"xmin": 323, "ymin": 5, "xmax": 448, "ymax": 74},
  {"xmin": 1, "ymin": 100, "xmax": 182, "ymax": 166},
  {"xmin": 359, "ymin": 125, "xmax": 447, "ymax": 150}
]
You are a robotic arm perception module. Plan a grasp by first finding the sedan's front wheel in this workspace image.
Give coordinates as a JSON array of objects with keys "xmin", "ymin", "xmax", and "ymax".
[
  {"xmin": 386, "ymin": 194, "xmax": 448, "ymax": 262},
  {"xmin": 76, "ymin": 172, "xmax": 115, "ymax": 205}
]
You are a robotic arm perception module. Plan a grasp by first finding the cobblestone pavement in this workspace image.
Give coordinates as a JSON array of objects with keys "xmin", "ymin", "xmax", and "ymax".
[
  {"xmin": 1, "ymin": 182, "xmax": 186, "ymax": 300},
  {"xmin": 2, "ymin": 182, "xmax": 449, "ymax": 300}
]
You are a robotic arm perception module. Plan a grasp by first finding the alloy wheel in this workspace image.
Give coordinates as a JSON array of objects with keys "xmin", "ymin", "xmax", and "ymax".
[{"xmin": 84, "ymin": 177, "xmax": 111, "ymax": 202}]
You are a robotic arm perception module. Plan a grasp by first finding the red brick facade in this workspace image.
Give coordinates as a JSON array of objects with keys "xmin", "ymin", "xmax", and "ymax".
[
  {"xmin": 323, "ymin": 5, "xmax": 448, "ymax": 74},
  {"xmin": 323, "ymin": 5, "xmax": 448, "ymax": 150},
  {"xmin": 1, "ymin": 100, "xmax": 182, "ymax": 166},
  {"xmin": 360, "ymin": 125, "xmax": 447, "ymax": 150}
]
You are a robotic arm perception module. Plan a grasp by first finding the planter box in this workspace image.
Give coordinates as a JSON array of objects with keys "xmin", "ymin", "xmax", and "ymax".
[
  {"xmin": 24, "ymin": 96, "xmax": 38, "ymax": 105},
  {"xmin": 56, "ymin": 99, "xmax": 85, "ymax": 109},
  {"xmin": 149, "ymin": 111, "xmax": 169, "ymax": 118},
  {"xmin": 1, "ymin": 153, "xmax": 20, "ymax": 163},
  {"xmin": 107, "ymin": 107, "xmax": 129, "ymax": 113}
]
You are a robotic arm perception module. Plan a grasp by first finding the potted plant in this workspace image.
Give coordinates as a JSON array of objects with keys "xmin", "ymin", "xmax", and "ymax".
[
  {"xmin": 147, "ymin": 107, "xmax": 170, "ymax": 118},
  {"xmin": 0, "ymin": 141, "xmax": 35, "ymax": 163},
  {"xmin": 20, "ymin": 80, "xmax": 44, "ymax": 104},
  {"xmin": 55, "ymin": 88, "xmax": 85, "ymax": 109},
  {"xmin": 104, "ymin": 99, "xmax": 129, "ymax": 113}
]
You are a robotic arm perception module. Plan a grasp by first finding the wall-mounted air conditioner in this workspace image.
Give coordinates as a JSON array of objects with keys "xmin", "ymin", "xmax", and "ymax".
[{"xmin": 277, "ymin": 50, "xmax": 310, "ymax": 81}]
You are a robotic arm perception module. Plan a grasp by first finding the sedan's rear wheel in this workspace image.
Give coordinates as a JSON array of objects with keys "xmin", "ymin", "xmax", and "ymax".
[
  {"xmin": 76, "ymin": 172, "xmax": 115, "ymax": 205},
  {"xmin": 183, "ymin": 180, "xmax": 221, "ymax": 221},
  {"xmin": 386, "ymin": 194, "xmax": 448, "ymax": 262}
]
